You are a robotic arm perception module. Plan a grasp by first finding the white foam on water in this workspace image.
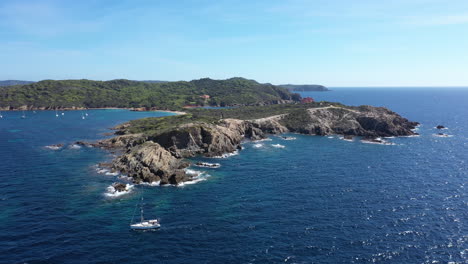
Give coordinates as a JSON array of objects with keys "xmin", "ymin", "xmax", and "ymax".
[
  {"xmin": 105, "ymin": 171, "xmax": 119, "ymax": 176},
  {"xmin": 271, "ymin": 144, "xmax": 285, "ymax": 148},
  {"xmin": 433, "ymin": 134, "xmax": 453, "ymax": 138},
  {"xmin": 118, "ymin": 175, "xmax": 132, "ymax": 181},
  {"xmin": 69, "ymin": 144, "xmax": 82, "ymax": 149},
  {"xmin": 361, "ymin": 140, "xmax": 396, "ymax": 146},
  {"xmin": 212, "ymin": 150, "xmax": 239, "ymax": 159},
  {"xmin": 178, "ymin": 173, "xmax": 210, "ymax": 187},
  {"xmin": 97, "ymin": 169, "xmax": 109, "ymax": 174},
  {"xmin": 253, "ymin": 143, "xmax": 264, "ymax": 148},
  {"xmin": 104, "ymin": 184, "xmax": 134, "ymax": 198},
  {"xmin": 185, "ymin": 168, "xmax": 203, "ymax": 176},
  {"xmin": 327, "ymin": 136, "xmax": 334, "ymax": 139},
  {"xmin": 140, "ymin": 180, "xmax": 160, "ymax": 186},
  {"xmin": 255, "ymin": 138, "xmax": 272, "ymax": 142},
  {"xmin": 400, "ymin": 135, "xmax": 420, "ymax": 138},
  {"xmin": 45, "ymin": 145, "xmax": 63, "ymax": 150}
]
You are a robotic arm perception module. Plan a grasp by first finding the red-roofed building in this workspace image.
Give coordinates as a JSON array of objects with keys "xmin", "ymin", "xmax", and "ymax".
[
  {"xmin": 300, "ymin": 97, "xmax": 314, "ymax": 103},
  {"xmin": 200, "ymin": 94, "xmax": 210, "ymax": 99}
]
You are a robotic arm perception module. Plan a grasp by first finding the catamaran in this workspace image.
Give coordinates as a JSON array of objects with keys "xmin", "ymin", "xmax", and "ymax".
[{"xmin": 130, "ymin": 198, "xmax": 160, "ymax": 230}]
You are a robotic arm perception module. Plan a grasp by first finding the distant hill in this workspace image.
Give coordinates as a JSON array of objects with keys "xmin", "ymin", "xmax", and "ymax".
[
  {"xmin": 0, "ymin": 77, "xmax": 300, "ymax": 110},
  {"xmin": 0, "ymin": 80, "xmax": 34, "ymax": 86},
  {"xmin": 279, "ymin": 84, "xmax": 329, "ymax": 92},
  {"xmin": 138, "ymin": 80, "xmax": 168, "ymax": 84}
]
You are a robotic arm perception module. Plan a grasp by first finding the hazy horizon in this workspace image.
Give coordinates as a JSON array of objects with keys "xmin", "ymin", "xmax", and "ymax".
[
  {"xmin": 1, "ymin": 78, "xmax": 468, "ymax": 88},
  {"xmin": 1, "ymin": 0, "xmax": 468, "ymax": 86}
]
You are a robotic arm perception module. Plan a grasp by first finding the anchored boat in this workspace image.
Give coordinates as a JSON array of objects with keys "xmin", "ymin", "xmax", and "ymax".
[{"xmin": 130, "ymin": 198, "xmax": 160, "ymax": 230}]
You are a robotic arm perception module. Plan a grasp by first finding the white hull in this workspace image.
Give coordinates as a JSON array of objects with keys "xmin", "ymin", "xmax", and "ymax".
[{"xmin": 130, "ymin": 220, "xmax": 160, "ymax": 230}]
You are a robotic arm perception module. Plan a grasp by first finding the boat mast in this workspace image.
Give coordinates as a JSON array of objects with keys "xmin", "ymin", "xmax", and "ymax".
[{"xmin": 140, "ymin": 197, "xmax": 144, "ymax": 222}]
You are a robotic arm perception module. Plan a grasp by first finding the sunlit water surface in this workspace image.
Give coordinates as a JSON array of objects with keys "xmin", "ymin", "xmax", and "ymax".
[{"xmin": 0, "ymin": 89, "xmax": 466, "ymax": 263}]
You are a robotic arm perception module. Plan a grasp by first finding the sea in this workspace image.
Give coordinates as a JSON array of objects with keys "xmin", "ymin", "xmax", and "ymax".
[{"xmin": 0, "ymin": 88, "xmax": 466, "ymax": 264}]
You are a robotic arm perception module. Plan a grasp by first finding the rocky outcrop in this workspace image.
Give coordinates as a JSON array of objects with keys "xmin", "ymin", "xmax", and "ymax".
[
  {"xmin": 112, "ymin": 141, "xmax": 190, "ymax": 185},
  {"xmin": 98, "ymin": 105, "xmax": 418, "ymax": 185},
  {"xmin": 112, "ymin": 183, "xmax": 128, "ymax": 192},
  {"xmin": 282, "ymin": 106, "xmax": 418, "ymax": 137},
  {"xmin": 147, "ymin": 118, "xmax": 288, "ymax": 159}
]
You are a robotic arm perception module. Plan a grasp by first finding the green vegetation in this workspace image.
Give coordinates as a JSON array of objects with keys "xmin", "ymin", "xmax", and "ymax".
[
  {"xmin": 0, "ymin": 77, "xmax": 299, "ymax": 110},
  {"xmin": 123, "ymin": 102, "xmax": 344, "ymax": 135}
]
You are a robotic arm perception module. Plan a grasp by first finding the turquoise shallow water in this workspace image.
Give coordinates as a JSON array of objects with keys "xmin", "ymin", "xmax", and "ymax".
[{"xmin": 0, "ymin": 89, "xmax": 467, "ymax": 264}]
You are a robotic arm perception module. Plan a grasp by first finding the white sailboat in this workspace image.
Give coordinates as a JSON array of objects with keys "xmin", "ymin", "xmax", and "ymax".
[
  {"xmin": 55, "ymin": 110, "xmax": 59, "ymax": 117},
  {"xmin": 21, "ymin": 110, "xmax": 26, "ymax": 119},
  {"xmin": 0, "ymin": 111, "xmax": 3, "ymax": 118},
  {"xmin": 130, "ymin": 198, "xmax": 160, "ymax": 230}
]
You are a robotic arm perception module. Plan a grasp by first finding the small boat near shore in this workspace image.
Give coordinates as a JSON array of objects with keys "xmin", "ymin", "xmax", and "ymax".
[
  {"xmin": 130, "ymin": 198, "xmax": 160, "ymax": 230},
  {"xmin": 194, "ymin": 162, "xmax": 221, "ymax": 168}
]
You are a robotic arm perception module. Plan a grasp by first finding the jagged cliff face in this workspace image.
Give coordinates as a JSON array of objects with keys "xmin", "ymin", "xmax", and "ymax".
[
  {"xmin": 100, "ymin": 105, "xmax": 418, "ymax": 185},
  {"xmin": 113, "ymin": 142, "xmax": 189, "ymax": 185},
  {"xmin": 283, "ymin": 106, "xmax": 418, "ymax": 137}
]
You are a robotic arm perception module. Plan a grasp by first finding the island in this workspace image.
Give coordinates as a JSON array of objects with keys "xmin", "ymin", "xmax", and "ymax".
[{"xmin": 279, "ymin": 84, "xmax": 329, "ymax": 92}]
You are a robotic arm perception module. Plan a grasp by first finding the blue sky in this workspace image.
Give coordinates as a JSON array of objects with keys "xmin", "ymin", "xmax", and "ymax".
[{"xmin": 1, "ymin": 0, "xmax": 468, "ymax": 86}]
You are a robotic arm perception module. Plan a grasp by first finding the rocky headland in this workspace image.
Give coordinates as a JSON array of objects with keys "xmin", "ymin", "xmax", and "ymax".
[{"xmin": 89, "ymin": 103, "xmax": 419, "ymax": 186}]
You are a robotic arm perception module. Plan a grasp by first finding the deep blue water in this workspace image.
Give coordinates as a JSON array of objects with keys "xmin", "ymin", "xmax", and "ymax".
[{"xmin": 1, "ymin": 89, "xmax": 467, "ymax": 264}]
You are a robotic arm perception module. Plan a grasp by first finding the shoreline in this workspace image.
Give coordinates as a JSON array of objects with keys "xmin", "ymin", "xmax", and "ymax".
[{"xmin": 1, "ymin": 107, "xmax": 186, "ymax": 115}]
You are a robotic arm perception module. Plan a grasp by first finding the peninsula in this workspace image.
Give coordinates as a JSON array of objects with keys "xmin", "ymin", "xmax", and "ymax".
[
  {"xmin": 3, "ymin": 76, "xmax": 418, "ymax": 185},
  {"xmin": 88, "ymin": 102, "xmax": 418, "ymax": 185}
]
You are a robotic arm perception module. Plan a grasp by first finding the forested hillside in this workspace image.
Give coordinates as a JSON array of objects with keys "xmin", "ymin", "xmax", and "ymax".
[{"xmin": 0, "ymin": 77, "xmax": 300, "ymax": 110}]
